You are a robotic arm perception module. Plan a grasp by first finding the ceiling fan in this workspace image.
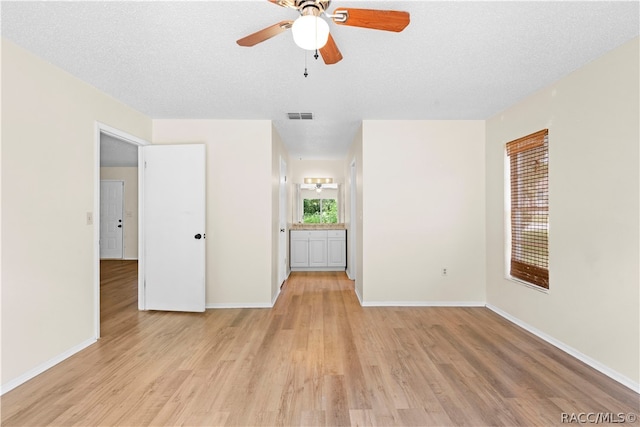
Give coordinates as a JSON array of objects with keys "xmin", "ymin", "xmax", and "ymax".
[{"xmin": 236, "ymin": 0, "xmax": 410, "ymax": 65}]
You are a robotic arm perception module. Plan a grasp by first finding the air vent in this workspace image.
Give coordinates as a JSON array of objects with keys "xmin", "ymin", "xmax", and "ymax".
[{"xmin": 287, "ymin": 112, "xmax": 313, "ymax": 120}]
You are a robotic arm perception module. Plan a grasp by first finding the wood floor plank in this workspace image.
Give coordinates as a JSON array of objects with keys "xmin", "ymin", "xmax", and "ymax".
[
  {"xmin": 325, "ymin": 375, "xmax": 351, "ymax": 426},
  {"xmin": 1, "ymin": 262, "xmax": 638, "ymax": 426},
  {"xmin": 348, "ymin": 409, "xmax": 374, "ymax": 427}
]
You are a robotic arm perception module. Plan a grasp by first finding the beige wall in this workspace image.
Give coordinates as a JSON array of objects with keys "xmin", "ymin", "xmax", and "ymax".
[
  {"xmin": 290, "ymin": 159, "xmax": 345, "ymax": 185},
  {"xmin": 152, "ymin": 120, "xmax": 275, "ymax": 307},
  {"xmin": 1, "ymin": 39, "xmax": 151, "ymax": 389},
  {"xmin": 361, "ymin": 120, "xmax": 486, "ymax": 304},
  {"xmin": 100, "ymin": 167, "xmax": 138, "ymax": 259},
  {"xmin": 485, "ymin": 37, "xmax": 639, "ymax": 387}
]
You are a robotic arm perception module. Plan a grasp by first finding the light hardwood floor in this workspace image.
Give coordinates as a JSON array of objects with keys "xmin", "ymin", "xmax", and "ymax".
[{"xmin": 2, "ymin": 260, "xmax": 638, "ymax": 426}]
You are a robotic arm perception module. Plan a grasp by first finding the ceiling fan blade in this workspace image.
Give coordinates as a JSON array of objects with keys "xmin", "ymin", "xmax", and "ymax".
[
  {"xmin": 320, "ymin": 33, "xmax": 343, "ymax": 65},
  {"xmin": 331, "ymin": 8, "xmax": 410, "ymax": 32},
  {"xmin": 236, "ymin": 21, "xmax": 293, "ymax": 47}
]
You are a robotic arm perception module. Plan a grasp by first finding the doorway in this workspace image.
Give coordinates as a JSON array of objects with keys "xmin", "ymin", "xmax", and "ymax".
[
  {"xmin": 94, "ymin": 123, "xmax": 148, "ymax": 338},
  {"xmin": 278, "ymin": 156, "xmax": 288, "ymax": 287},
  {"xmin": 348, "ymin": 159, "xmax": 357, "ymax": 281}
]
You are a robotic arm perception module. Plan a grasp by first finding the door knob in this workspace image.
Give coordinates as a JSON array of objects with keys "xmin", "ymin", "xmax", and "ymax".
[
  {"xmin": 117, "ymin": 224, "xmax": 122, "ymax": 228},
  {"xmin": 194, "ymin": 234, "xmax": 202, "ymax": 239}
]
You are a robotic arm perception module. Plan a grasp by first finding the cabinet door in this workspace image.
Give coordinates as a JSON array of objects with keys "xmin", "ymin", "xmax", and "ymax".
[
  {"xmin": 308, "ymin": 237, "xmax": 328, "ymax": 267},
  {"xmin": 290, "ymin": 233, "xmax": 310, "ymax": 267},
  {"xmin": 328, "ymin": 237, "xmax": 346, "ymax": 267}
]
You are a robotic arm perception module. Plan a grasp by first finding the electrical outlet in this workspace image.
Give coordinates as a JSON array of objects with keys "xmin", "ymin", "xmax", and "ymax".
[
  {"xmin": 442, "ymin": 268, "xmax": 448, "ymax": 276},
  {"xmin": 86, "ymin": 212, "xmax": 93, "ymax": 225}
]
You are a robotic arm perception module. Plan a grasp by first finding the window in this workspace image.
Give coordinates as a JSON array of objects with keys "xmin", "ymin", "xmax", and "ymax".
[
  {"xmin": 506, "ymin": 129, "xmax": 549, "ymax": 289},
  {"xmin": 298, "ymin": 183, "xmax": 339, "ymax": 224},
  {"xmin": 303, "ymin": 198, "xmax": 338, "ymax": 223}
]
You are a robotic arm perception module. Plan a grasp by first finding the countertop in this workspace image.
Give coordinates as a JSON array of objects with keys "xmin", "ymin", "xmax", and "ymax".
[{"xmin": 290, "ymin": 223, "xmax": 346, "ymax": 230}]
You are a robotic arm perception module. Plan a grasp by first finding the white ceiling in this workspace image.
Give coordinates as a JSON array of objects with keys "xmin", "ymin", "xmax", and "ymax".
[
  {"xmin": 2, "ymin": 1, "xmax": 638, "ymax": 160},
  {"xmin": 100, "ymin": 134, "xmax": 139, "ymax": 167}
]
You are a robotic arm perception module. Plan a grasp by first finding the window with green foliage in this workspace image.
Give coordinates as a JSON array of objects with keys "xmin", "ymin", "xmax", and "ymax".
[{"xmin": 303, "ymin": 198, "xmax": 338, "ymax": 224}]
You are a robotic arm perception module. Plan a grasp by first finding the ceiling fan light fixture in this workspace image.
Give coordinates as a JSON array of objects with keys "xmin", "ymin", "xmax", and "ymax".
[{"xmin": 292, "ymin": 15, "xmax": 330, "ymax": 50}]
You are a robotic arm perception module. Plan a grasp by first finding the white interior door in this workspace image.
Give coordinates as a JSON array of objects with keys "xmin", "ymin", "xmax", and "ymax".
[
  {"xmin": 141, "ymin": 144, "xmax": 205, "ymax": 312},
  {"xmin": 100, "ymin": 180, "xmax": 124, "ymax": 259},
  {"xmin": 278, "ymin": 157, "xmax": 287, "ymax": 286}
]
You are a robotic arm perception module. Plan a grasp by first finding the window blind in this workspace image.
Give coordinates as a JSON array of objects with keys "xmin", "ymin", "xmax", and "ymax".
[{"xmin": 506, "ymin": 129, "xmax": 549, "ymax": 289}]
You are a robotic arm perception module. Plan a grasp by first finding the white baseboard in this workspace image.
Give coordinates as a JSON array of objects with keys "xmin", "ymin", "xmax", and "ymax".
[
  {"xmin": 1, "ymin": 337, "xmax": 97, "ymax": 395},
  {"xmin": 486, "ymin": 304, "xmax": 640, "ymax": 394},
  {"xmin": 346, "ymin": 269, "xmax": 355, "ymax": 280},
  {"xmin": 205, "ymin": 302, "xmax": 272, "ymax": 309},
  {"xmin": 355, "ymin": 287, "xmax": 363, "ymax": 305},
  {"xmin": 271, "ymin": 288, "xmax": 281, "ymax": 306},
  {"xmin": 361, "ymin": 301, "xmax": 485, "ymax": 307}
]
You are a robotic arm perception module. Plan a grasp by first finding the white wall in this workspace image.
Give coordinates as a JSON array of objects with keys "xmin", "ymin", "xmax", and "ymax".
[
  {"xmin": 100, "ymin": 167, "xmax": 138, "ymax": 259},
  {"xmin": 361, "ymin": 120, "xmax": 486, "ymax": 304},
  {"xmin": 152, "ymin": 120, "xmax": 275, "ymax": 307},
  {"xmin": 1, "ymin": 38, "xmax": 151, "ymax": 390},
  {"xmin": 485, "ymin": 37, "xmax": 639, "ymax": 388}
]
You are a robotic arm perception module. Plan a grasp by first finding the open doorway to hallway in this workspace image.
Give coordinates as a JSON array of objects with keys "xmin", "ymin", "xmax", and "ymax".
[
  {"xmin": 100, "ymin": 133, "xmax": 139, "ymax": 260},
  {"xmin": 95, "ymin": 125, "xmax": 147, "ymax": 338}
]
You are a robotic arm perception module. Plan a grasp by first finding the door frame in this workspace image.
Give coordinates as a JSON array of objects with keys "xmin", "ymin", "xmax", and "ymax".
[
  {"xmin": 94, "ymin": 122, "xmax": 149, "ymax": 339},
  {"xmin": 348, "ymin": 158, "xmax": 357, "ymax": 281},
  {"xmin": 99, "ymin": 179, "xmax": 125, "ymax": 259},
  {"xmin": 278, "ymin": 156, "xmax": 288, "ymax": 287}
]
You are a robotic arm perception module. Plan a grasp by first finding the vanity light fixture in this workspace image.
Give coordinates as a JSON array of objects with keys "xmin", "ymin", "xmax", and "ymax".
[
  {"xmin": 304, "ymin": 177, "xmax": 333, "ymax": 184},
  {"xmin": 304, "ymin": 177, "xmax": 332, "ymax": 193}
]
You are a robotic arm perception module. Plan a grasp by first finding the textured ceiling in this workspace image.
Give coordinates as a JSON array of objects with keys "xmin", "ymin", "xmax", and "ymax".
[{"xmin": 2, "ymin": 1, "xmax": 638, "ymax": 159}]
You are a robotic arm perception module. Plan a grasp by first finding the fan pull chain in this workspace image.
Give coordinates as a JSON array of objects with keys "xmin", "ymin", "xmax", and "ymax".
[
  {"xmin": 314, "ymin": 49, "xmax": 319, "ymax": 60},
  {"xmin": 304, "ymin": 50, "xmax": 309, "ymax": 78}
]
